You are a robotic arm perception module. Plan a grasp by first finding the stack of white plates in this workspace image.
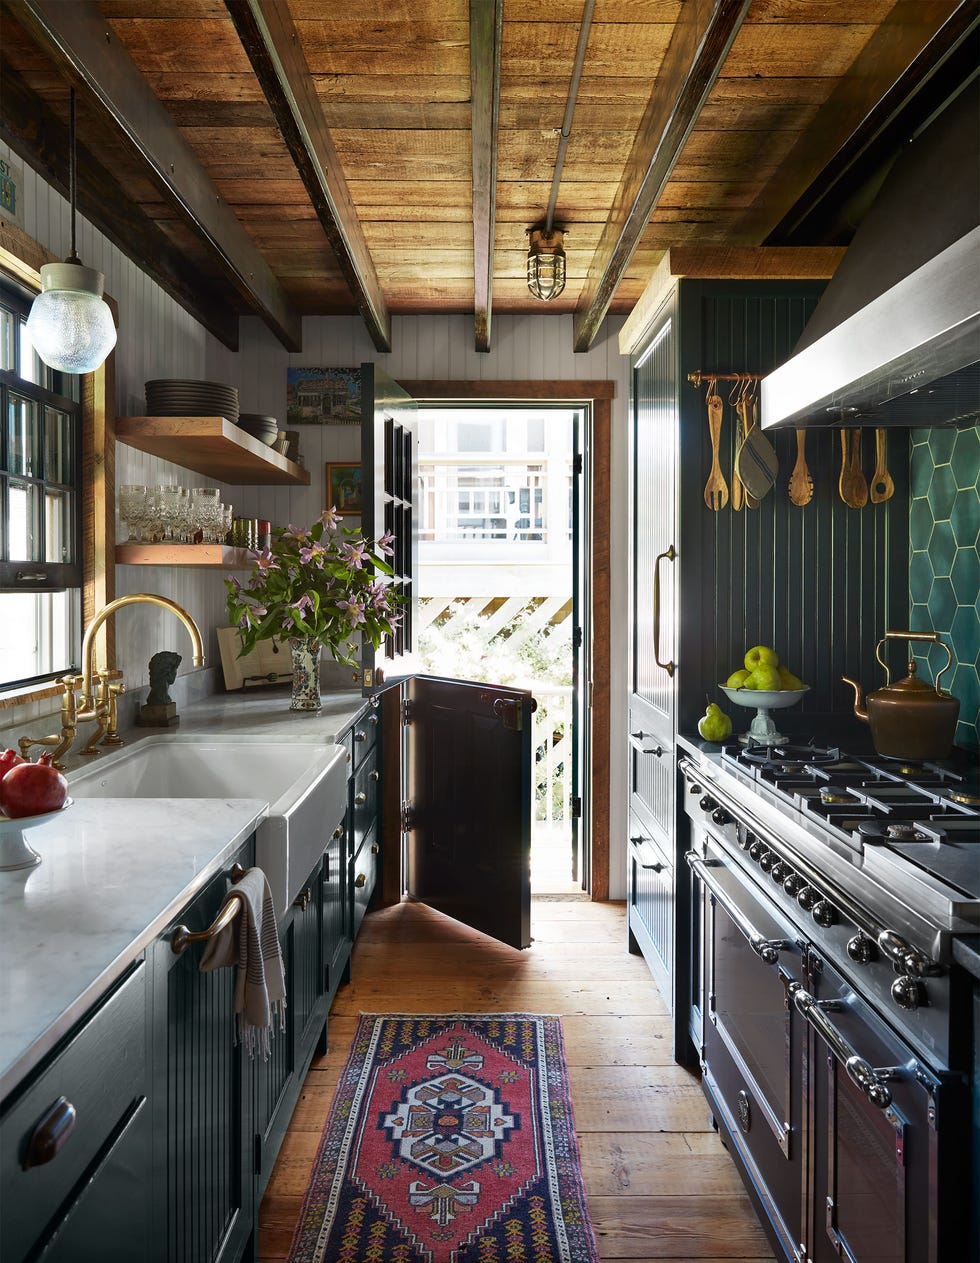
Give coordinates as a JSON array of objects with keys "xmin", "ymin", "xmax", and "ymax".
[{"xmin": 145, "ymin": 379, "xmax": 240, "ymax": 422}]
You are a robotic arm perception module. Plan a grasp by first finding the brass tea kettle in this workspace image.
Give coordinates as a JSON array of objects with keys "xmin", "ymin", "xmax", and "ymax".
[{"xmin": 842, "ymin": 631, "xmax": 960, "ymax": 760}]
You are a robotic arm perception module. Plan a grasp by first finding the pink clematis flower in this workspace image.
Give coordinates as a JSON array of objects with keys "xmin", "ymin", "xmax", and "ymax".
[
  {"xmin": 320, "ymin": 506, "xmax": 341, "ymax": 529},
  {"xmin": 377, "ymin": 530, "xmax": 396, "ymax": 557},
  {"xmin": 337, "ymin": 597, "xmax": 366, "ymax": 627},
  {"xmin": 341, "ymin": 540, "xmax": 369, "ymax": 570}
]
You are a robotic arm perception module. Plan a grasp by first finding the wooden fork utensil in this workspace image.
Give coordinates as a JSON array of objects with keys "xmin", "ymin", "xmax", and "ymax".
[{"xmin": 703, "ymin": 383, "xmax": 729, "ymax": 510}]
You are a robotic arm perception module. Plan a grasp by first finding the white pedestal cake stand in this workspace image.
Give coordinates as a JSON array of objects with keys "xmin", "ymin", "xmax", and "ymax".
[
  {"xmin": 0, "ymin": 799, "xmax": 73, "ymax": 871},
  {"xmin": 719, "ymin": 687, "xmax": 809, "ymax": 745}
]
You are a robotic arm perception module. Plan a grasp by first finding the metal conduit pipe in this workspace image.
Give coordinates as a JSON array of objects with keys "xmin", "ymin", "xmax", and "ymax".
[{"xmin": 544, "ymin": 0, "xmax": 596, "ymax": 234}]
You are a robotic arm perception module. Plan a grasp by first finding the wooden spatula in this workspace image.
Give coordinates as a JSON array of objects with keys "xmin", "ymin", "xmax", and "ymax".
[
  {"xmin": 788, "ymin": 429, "xmax": 814, "ymax": 506},
  {"xmin": 870, "ymin": 428, "xmax": 895, "ymax": 503},
  {"xmin": 839, "ymin": 429, "xmax": 868, "ymax": 508},
  {"xmin": 703, "ymin": 384, "xmax": 729, "ymax": 510}
]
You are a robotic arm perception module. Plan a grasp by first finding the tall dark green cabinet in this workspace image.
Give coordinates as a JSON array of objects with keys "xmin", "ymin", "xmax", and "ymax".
[{"xmin": 624, "ymin": 267, "xmax": 910, "ymax": 1062}]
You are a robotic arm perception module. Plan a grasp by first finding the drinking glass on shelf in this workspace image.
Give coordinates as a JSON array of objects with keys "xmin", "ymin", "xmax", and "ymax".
[
  {"xmin": 118, "ymin": 484, "xmax": 147, "ymax": 542},
  {"xmin": 154, "ymin": 484, "xmax": 181, "ymax": 542},
  {"xmin": 191, "ymin": 486, "xmax": 221, "ymax": 543},
  {"xmin": 220, "ymin": 503, "xmax": 233, "ymax": 544}
]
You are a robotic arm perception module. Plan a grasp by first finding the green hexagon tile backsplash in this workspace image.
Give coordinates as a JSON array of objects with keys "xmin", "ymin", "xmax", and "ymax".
[{"xmin": 908, "ymin": 424, "xmax": 979, "ymax": 751}]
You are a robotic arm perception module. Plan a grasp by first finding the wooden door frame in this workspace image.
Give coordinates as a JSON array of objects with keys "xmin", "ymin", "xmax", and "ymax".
[{"xmin": 395, "ymin": 379, "xmax": 613, "ymax": 901}]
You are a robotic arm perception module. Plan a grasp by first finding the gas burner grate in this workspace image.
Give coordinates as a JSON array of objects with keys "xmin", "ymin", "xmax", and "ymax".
[{"xmin": 733, "ymin": 742, "xmax": 842, "ymax": 772}]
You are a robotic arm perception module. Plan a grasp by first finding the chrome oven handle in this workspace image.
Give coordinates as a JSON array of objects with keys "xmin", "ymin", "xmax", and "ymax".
[
  {"xmin": 788, "ymin": 982, "xmax": 899, "ymax": 1109},
  {"xmin": 685, "ymin": 851, "xmax": 789, "ymax": 965}
]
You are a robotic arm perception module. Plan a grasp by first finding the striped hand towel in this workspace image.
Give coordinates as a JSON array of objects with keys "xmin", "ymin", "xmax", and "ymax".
[{"xmin": 199, "ymin": 866, "xmax": 286, "ymax": 1058}]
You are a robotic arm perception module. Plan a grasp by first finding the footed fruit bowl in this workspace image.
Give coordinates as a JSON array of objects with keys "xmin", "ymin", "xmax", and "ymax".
[
  {"xmin": 0, "ymin": 799, "xmax": 73, "ymax": 871},
  {"xmin": 719, "ymin": 686, "xmax": 809, "ymax": 745}
]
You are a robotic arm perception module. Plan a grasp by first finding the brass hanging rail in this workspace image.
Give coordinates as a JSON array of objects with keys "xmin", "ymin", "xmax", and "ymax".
[
  {"xmin": 687, "ymin": 371, "xmax": 763, "ymax": 388},
  {"xmin": 171, "ymin": 863, "xmax": 247, "ymax": 955}
]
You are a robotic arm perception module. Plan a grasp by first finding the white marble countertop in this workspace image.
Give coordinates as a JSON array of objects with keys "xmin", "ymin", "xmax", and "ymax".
[{"xmin": 0, "ymin": 687, "xmax": 370, "ymax": 1099}]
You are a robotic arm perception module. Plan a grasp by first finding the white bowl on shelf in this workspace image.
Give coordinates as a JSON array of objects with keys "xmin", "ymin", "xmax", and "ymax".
[{"xmin": 718, "ymin": 685, "xmax": 809, "ymax": 744}]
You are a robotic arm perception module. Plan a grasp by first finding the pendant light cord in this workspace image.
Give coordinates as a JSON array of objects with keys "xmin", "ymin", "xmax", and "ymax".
[{"xmin": 68, "ymin": 87, "xmax": 79, "ymax": 263}]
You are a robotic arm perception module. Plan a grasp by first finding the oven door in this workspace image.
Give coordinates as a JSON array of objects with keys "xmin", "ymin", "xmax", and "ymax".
[
  {"xmin": 794, "ymin": 957, "xmax": 962, "ymax": 1263},
  {"xmin": 688, "ymin": 838, "xmax": 805, "ymax": 1259}
]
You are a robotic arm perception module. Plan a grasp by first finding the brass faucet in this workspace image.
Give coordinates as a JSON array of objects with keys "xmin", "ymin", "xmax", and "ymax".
[{"xmin": 19, "ymin": 593, "xmax": 205, "ymax": 764}]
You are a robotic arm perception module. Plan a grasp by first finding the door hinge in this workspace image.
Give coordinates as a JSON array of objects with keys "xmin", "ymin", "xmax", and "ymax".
[
  {"xmin": 570, "ymin": 795, "xmax": 582, "ymax": 819},
  {"xmin": 401, "ymin": 801, "xmax": 416, "ymax": 832},
  {"xmin": 572, "ymin": 625, "xmax": 583, "ymax": 649},
  {"xmin": 401, "ymin": 698, "xmax": 413, "ymax": 725},
  {"xmin": 573, "ymin": 452, "xmax": 583, "ymax": 475}
]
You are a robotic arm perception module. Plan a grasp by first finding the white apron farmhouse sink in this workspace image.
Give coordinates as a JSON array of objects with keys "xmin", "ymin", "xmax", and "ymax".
[{"xmin": 68, "ymin": 737, "xmax": 348, "ymax": 916}]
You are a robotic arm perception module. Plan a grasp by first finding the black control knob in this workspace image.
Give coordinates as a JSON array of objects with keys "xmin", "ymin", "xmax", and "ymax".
[
  {"xmin": 797, "ymin": 885, "xmax": 819, "ymax": 911},
  {"xmin": 738, "ymin": 829, "xmax": 754, "ymax": 851},
  {"xmin": 758, "ymin": 850, "xmax": 777, "ymax": 873},
  {"xmin": 748, "ymin": 841, "xmax": 769, "ymax": 864},
  {"xmin": 846, "ymin": 934, "xmax": 878, "ymax": 964},
  {"xmin": 711, "ymin": 807, "xmax": 732, "ymax": 826},
  {"xmin": 770, "ymin": 861, "xmax": 791, "ymax": 884},
  {"xmin": 689, "ymin": 782, "xmax": 702, "ymax": 794},
  {"xmin": 782, "ymin": 873, "xmax": 806, "ymax": 898},
  {"xmin": 699, "ymin": 796, "xmax": 716, "ymax": 813},
  {"xmin": 812, "ymin": 899, "xmax": 838, "ymax": 928},
  {"xmin": 891, "ymin": 976, "xmax": 927, "ymax": 1010}
]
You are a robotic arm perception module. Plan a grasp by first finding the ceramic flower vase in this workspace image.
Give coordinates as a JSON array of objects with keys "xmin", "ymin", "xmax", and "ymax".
[{"xmin": 288, "ymin": 635, "xmax": 322, "ymax": 712}]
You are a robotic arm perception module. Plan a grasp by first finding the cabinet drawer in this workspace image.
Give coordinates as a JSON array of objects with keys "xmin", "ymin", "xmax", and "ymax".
[
  {"xmin": 1, "ymin": 961, "xmax": 147, "ymax": 1263},
  {"xmin": 350, "ymin": 707, "xmax": 379, "ymax": 768},
  {"xmin": 351, "ymin": 830, "xmax": 379, "ymax": 939},
  {"xmin": 351, "ymin": 750, "xmax": 380, "ymax": 854}
]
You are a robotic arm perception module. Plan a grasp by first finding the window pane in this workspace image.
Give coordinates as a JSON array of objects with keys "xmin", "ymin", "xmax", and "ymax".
[
  {"xmin": 0, "ymin": 590, "xmax": 78, "ymax": 683},
  {"xmin": 0, "ymin": 307, "xmax": 16, "ymax": 371},
  {"xmin": 6, "ymin": 392, "xmax": 38, "ymax": 475},
  {"xmin": 8, "ymin": 479, "xmax": 40, "ymax": 561},
  {"xmin": 45, "ymin": 489, "xmax": 71, "ymax": 563},
  {"xmin": 44, "ymin": 407, "xmax": 72, "ymax": 483}
]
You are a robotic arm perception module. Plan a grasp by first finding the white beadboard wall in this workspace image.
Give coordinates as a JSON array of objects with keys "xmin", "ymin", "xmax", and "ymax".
[{"xmin": 2, "ymin": 146, "xmax": 630, "ymax": 898}]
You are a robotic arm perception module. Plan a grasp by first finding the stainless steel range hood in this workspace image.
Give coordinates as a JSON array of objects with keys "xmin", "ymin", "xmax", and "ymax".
[{"xmin": 762, "ymin": 81, "xmax": 980, "ymax": 430}]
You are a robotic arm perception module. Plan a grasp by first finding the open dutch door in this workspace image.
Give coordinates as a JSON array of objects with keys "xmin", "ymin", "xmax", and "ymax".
[{"xmin": 360, "ymin": 365, "xmax": 532, "ymax": 950}]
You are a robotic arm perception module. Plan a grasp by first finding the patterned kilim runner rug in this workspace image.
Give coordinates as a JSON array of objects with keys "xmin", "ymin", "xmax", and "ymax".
[{"xmin": 286, "ymin": 1013, "xmax": 600, "ymax": 1262}]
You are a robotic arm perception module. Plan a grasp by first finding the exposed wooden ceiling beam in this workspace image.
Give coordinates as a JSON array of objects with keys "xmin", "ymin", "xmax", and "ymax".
[
  {"xmin": 10, "ymin": 0, "xmax": 303, "ymax": 352},
  {"xmin": 0, "ymin": 58, "xmax": 241, "ymax": 350},
  {"xmin": 469, "ymin": 0, "xmax": 503, "ymax": 352},
  {"xmin": 753, "ymin": 0, "xmax": 976, "ymax": 246},
  {"xmin": 226, "ymin": 0, "xmax": 391, "ymax": 353},
  {"xmin": 572, "ymin": 0, "xmax": 752, "ymax": 352}
]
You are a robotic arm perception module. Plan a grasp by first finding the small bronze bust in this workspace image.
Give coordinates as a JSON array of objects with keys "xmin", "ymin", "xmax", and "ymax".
[{"xmin": 147, "ymin": 650, "xmax": 182, "ymax": 706}]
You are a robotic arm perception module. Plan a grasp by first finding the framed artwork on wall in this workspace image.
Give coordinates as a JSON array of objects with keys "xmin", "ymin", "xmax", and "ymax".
[
  {"xmin": 286, "ymin": 367, "xmax": 361, "ymax": 424},
  {"xmin": 326, "ymin": 462, "xmax": 362, "ymax": 516}
]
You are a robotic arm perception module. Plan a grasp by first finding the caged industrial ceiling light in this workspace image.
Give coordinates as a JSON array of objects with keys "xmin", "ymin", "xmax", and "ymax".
[
  {"xmin": 524, "ymin": 0, "xmax": 593, "ymax": 302},
  {"xmin": 27, "ymin": 88, "xmax": 117, "ymax": 375},
  {"xmin": 526, "ymin": 227, "xmax": 567, "ymax": 302}
]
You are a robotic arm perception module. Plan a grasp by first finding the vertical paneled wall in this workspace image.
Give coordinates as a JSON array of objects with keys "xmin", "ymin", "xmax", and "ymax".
[
  {"xmin": 676, "ymin": 282, "xmax": 910, "ymax": 740},
  {"xmin": 909, "ymin": 424, "xmax": 980, "ymax": 749}
]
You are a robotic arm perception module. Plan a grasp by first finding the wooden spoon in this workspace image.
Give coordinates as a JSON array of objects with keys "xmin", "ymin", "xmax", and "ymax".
[
  {"xmin": 788, "ymin": 429, "xmax": 814, "ymax": 506},
  {"xmin": 703, "ymin": 387, "xmax": 729, "ymax": 510},
  {"xmin": 839, "ymin": 429, "xmax": 868, "ymax": 508},
  {"xmin": 870, "ymin": 428, "xmax": 895, "ymax": 503}
]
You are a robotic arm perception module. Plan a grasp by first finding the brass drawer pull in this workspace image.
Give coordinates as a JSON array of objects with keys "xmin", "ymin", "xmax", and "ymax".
[
  {"xmin": 23, "ymin": 1096, "xmax": 77, "ymax": 1169},
  {"xmin": 294, "ymin": 887, "xmax": 312, "ymax": 911},
  {"xmin": 369, "ymin": 769, "xmax": 379, "ymax": 782},
  {"xmin": 354, "ymin": 872, "xmax": 367, "ymax": 888},
  {"xmin": 355, "ymin": 791, "xmax": 367, "ymax": 805},
  {"xmin": 171, "ymin": 865, "xmax": 247, "ymax": 955}
]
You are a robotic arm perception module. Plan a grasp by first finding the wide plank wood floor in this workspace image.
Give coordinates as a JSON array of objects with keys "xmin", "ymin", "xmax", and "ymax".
[{"xmin": 258, "ymin": 896, "xmax": 774, "ymax": 1262}]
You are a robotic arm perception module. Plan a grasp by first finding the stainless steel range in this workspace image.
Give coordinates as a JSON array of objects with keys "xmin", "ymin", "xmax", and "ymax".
[{"xmin": 679, "ymin": 739, "xmax": 977, "ymax": 1263}]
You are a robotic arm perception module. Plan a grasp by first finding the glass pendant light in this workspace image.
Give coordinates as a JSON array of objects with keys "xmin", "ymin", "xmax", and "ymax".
[
  {"xmin": 526, "ymin": 227, "xmax": 567, "ymax": 302},
  {"xmin": 27, "ymin": 89, "xmax": 117, "ymax": 375}
]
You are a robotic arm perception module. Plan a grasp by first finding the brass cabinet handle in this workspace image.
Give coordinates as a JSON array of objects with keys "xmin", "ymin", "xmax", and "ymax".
[
  {"xmin": 355, "ymin": 791, "xmax": 367, "ymax": 805},
  {"xmin": 23, "ymin": 1096, "xmax": 76, "ymax": 1169},
  {"xmin": 369, "ymin": 769, "xmax": 379, "ymax": 782},
  {"xmin": 653, "ymin": 544, "xmax": 676, "ymax": 677},
  {"xmin": 294, "ymin": 887, "xmax": 312, "ymax": 912},
  {"xmin": 354, "ymin": 872, "xmax": 367, "ymax": 888},
  {"xmin": 171, "ymin": 866, "xmax": 247, "ymax": 955}
]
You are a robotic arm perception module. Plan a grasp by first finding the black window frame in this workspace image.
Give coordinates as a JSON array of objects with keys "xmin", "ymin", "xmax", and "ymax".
[{"xmin": 0, "ymin": 279, "xmax": 83, "ymax": 686}]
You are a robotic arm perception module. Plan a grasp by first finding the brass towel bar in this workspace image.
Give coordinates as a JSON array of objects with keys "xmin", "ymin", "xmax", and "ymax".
[
  {"xmin": 686, "ymin": 371, "xmax": 762, "ymax": 388},
  {"xmin": 171, "ymin": 863, "xmax": 247, "ymax": 955}
]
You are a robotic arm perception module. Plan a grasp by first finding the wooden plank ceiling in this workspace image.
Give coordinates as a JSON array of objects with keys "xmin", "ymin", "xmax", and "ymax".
[{"xmin": 0, "ymin": 0, "xmax": 973, "ymax": 352}]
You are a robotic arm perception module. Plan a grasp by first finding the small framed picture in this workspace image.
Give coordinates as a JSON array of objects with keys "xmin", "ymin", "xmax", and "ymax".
[{"xmin": 326, "ymin": 462, "xmax": 362, "ymax": 516}]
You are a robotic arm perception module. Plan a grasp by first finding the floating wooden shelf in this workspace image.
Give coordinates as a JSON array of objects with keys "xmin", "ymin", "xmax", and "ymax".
[
  {"xmin": 116, "ymin": 416, "xmax": 310, "ymax": 486},
  {"xmin": 115, "ymin": 544, "xmax": 256, "ymax": 569}
]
